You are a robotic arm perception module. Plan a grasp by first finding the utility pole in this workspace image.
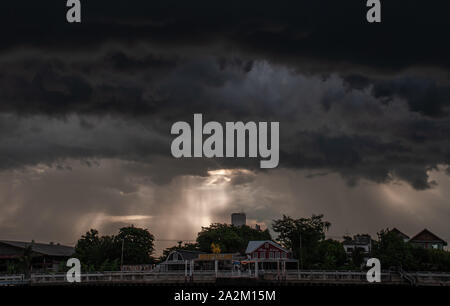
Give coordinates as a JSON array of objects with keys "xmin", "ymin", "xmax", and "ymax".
[
  {"xmin": 120, "ymin": 239, "xmax": 124, "ymax": 271},
  {"xmin": 299, "ymin": 231, "xmax": 303, "ymax": 270}
]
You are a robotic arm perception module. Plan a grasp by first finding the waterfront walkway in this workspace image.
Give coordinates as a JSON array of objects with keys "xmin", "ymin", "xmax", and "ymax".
[{"xmin": 1, "ymin": 270, "xmax": 450, "ymax": 286}]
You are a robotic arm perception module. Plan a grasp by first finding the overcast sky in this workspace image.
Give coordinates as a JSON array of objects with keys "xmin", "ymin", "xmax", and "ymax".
[{"xmin": 0, "ymin": 1, "xmax": 449, "ymax": 254}]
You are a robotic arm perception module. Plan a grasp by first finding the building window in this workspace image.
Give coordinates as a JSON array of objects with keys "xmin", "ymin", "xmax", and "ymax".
[
  {"xmin": 269, "ymin": 252, "xmax": 274, "ymax": 258},
  {"xmin": 260, "ymin": 252, "xmax": 265, "ymax": 259},
  {"xmin": 281, "ymin": 252, "xmax": 286, "ymax": 258},
  {"xmin": 275, "ymin": 252, "xmax": 280, "ymax": 258}
]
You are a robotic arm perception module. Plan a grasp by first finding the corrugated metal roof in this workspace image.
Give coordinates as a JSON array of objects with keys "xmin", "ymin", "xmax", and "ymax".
[{"xmin": 0, "ymin": 240, "xmax": 75, "ymax": 257}]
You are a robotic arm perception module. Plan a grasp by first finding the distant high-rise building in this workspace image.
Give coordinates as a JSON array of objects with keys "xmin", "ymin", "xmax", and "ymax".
[{"xmin": 231, "ymin": 213, "xmax": 246, "ymax": 227}]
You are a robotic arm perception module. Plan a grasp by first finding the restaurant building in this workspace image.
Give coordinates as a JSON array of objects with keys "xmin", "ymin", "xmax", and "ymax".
[{"xmin": 0, "ymin": 240, "xmax": 74, "ymax": 273}]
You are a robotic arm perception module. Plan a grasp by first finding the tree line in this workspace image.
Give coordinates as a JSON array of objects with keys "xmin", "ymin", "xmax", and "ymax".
[{"xmin": 74, "ymin": 215, "xmax": 450, "ymax": 272}]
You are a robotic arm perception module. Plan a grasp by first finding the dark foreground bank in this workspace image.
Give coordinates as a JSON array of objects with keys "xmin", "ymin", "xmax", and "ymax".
[{"xmin": 1, "ymin": 281, "xmax": 448, "ymax": 305}]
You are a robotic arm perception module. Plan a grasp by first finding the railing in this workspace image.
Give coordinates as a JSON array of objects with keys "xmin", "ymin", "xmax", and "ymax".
[
  {"xmin": 399, "ymin": 268, "xmax": 416, "ymax": 286},
  {"xmin": 0, "ymin": 274, "xmax": 25, "ymax": 285},
  {"xmin": 1, "ymin": 270, "xmax": 450, "ymax": 285},
  {"xmin": 413, "ymin": 271, "xmax": 450, "ymax": 284},
  {"xmin": 29, "ymin": 271, "xmax": 202, "ymax": 284}
]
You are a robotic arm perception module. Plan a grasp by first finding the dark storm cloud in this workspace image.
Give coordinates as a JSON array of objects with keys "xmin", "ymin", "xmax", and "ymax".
[
  {"xmin": 344, "ymin": 75, "xmax": 450, "ymax": 117},
  {"xmin": 2, "ymin": 1, "xmax": 450, "ymax": 250},
  {"xmin": 1, "ymin": 0, "xmax": 449, "ymax": 117},
  {"xmin": 0, "ymin": 1, "xmax": 449, "ymax": 71},
  {"xmin": 0, "ymin": 59, "xmax": 449, "ymax": 189},
  {"xmin": 0, "ymin": 1, "xmax": 449, "ymax": 190}
]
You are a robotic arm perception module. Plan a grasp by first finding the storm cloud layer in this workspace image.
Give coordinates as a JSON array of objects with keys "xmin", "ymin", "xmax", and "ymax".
[
  {"xmin": 1, "ymin": 51, "xmax": 449, "ymax": 189},
  {"xmin": 0, "ymin": 1, "xmax": 449, "ymax": 247}
]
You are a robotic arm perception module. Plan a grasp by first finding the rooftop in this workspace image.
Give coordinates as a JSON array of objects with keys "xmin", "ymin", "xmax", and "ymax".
[
  {"xmin": 409, "ymin": 229, "xmax": 447, "ymax": 245},
  {"xmin": 245, "ymin": 240, "xmax": 289, "ymax": 254},
  {"xmin": 0, "ymin": 240, "xmax": 75, "ymax": 257}
]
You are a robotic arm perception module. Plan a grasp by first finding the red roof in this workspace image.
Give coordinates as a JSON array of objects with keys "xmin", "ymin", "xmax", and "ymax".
[{"xmin": 409, "ymin": 229, "xmax": 447, "ymax": 245}]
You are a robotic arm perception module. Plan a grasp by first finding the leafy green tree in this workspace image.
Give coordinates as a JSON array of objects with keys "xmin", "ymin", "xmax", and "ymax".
[
  {"xmin": 75, "ymin": 226, "xmax": 155, "ymax": 270},
  {"xmin": 350, "ymin": 247, "xmax": 366, "ymax": 268},
  {"xmin": 372, "ymin": 229, "xmax": 415, "ymax": 269},
  {"xmin": 99, "ymin": 258, "xmax": 120, "ymax": 271},
  {"xmin": 316, "ymin": 239, "xmax": 347, "ymax": 269},
  {"xmin": 75, "ymin": 229, "xmax": 109, "ymax": 269},
  {"xmin": 196, "ymin": 223, "xmax": 271, "ymax": 254},
  {"xmin": 370, "ymin": 228, "xmax": 450, "ymax": 272},
  {"xmin": 115, "ymin": 225, "xmax": 155, "ymax": 265},
  {"xmin": 272, "ymin": 214, "xmax": 331, "ymax": 268},
  {"xmin": 425, "ymin": 249, "xmax": 450, "ymax": 271}
]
